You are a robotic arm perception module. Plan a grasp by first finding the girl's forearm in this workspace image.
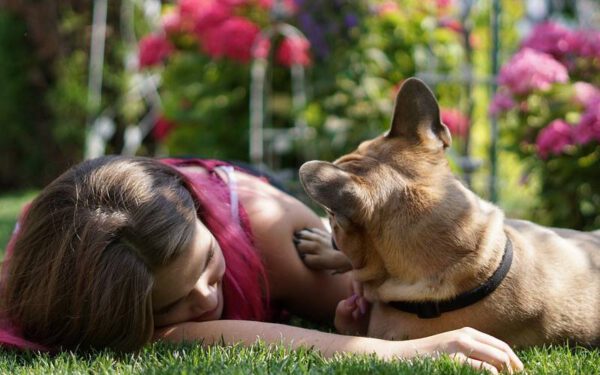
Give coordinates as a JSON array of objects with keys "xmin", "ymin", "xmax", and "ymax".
[{"xmin": 155, "ymin": 320, "xmax": 415, "ymax": 360}]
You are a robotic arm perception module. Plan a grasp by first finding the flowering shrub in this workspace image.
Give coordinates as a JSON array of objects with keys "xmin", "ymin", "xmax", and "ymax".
[
  {"xmin": 492, "ymin": 21, "xmax": 600, "ymax": 229},
  {"xmin": 136, "ymin": 0, "xmax": 474, "ymax": 170},
  {"xmin": 136, "ymin": 0, "xmax": 315, "ymax": 159},
  {"xmin": 441, "ymin": 108, "xmax": 469, "ymax": 139}
]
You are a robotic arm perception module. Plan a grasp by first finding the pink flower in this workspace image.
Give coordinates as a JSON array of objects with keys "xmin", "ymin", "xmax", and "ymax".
[
  {"xmin": 138, "ymin": 34, "xmax": 173, "ymax": 68},
  {"xmin": 498, "ymin": 48, "xmax": 569, "ymax": 95},
  {"xmin": 521, "ymin": 21, "xmax": 575, "ymax": 58},
  {"xmin": 573, "ymin": 82, "xmax": 600, "ymax": 108},
  {"xmin": 570, "ymin": 29, "xmax": 600, "ymax": 58},
  {"xmin": 438, "ymin": 18, "xmax": 463, "ymax": 33},
  {"xmin": 252, "ymin": 35, "xmax": 271, "ymax": 59},
  {"xmin": 276, "ymin": 36, "xmax": 311, "ymax": 67},
  {"xmin": 222, "ymin": 0, "xmax": 247, "ymax": 5},
  {"xmin": 202, "ymin": 17, "xmax": 260, "ymax": 63},
  {"xmin": 177, "ymin": 0, "xmax": 210, "ymax": 31},
  {"xmin": 436, "ymin": 0, "xmax": 453, "ymax": 9},
  {"xmin": 162, "ymin": 11, "xmax": 183, "ymax": 35},
  {"xmin": 489, "ymin": 91, "xmax": 516, "ymax": 116},
  {"xmin": 153, "ymin": 116, "xmax": 176, "ymax": 141},
  {"xmin": 190, "ymin": 0, "xmax": 232, "ymax": 36},
  {"xmin": 573, "ymin": 106, "xmax": 600, "ymax": 146},
  {"xmin": 376, "ymin": 1, "xmax": 399, "ymax": 16},
  {"xmin": 535, "ymin": 119, "xmax": 573, "ymax": 159},
  {"xmin": 440, "ymin": 108, "xmax": 469, "ymax": 138}
]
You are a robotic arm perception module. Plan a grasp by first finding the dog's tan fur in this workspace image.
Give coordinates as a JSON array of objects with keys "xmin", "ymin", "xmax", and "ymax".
[{"xmin": 299, "ymin": 78, "xmax": 600, "ymax": 347}]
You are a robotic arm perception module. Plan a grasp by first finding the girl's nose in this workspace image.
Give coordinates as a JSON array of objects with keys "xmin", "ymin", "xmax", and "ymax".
[{"xmin": 189, "ymin": 280, "xmax": 218, "ymax": 312}]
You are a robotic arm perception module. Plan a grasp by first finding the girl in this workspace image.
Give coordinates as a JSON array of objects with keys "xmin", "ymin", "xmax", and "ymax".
[{"xmin": 0, "ymin": 156, "xmax": 522, "ymax": 374}]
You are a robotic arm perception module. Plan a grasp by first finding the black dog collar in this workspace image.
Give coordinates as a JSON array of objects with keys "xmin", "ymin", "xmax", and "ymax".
[{"xmin": 388, "ymin": 235, "xmax": 513, "ymax": 319}]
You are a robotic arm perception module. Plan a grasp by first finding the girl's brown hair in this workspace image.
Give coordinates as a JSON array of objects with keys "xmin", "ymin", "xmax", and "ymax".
[{"xmin": 0, "ymin": 156, "xmax": 197, "ymax": 351}]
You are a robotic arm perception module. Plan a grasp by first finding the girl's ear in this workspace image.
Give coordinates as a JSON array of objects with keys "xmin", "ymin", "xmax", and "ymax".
[
  {"xmin": 388, "ymin": 77, "xmax": 452, "ymax": 150},
  {"xmin": 299, "ymin": 160, "xmax": 364, "ymax": 231}
]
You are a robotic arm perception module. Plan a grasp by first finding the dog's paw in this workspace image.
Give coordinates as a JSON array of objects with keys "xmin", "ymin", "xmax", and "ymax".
[{"xmin": 293, "ymin": 228, "xmax": 352, "ymax": 273}]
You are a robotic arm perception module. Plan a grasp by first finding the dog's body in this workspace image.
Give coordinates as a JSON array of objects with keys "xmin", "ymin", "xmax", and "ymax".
[{"xmin": 299, "ymin": 78, "xmax": 600, "ymax": 347}]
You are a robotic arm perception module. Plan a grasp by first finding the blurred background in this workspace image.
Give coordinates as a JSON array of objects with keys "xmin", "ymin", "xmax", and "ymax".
[{"xmin": 0, "ymin": 0, "xmax": 599, "ymax": 250}]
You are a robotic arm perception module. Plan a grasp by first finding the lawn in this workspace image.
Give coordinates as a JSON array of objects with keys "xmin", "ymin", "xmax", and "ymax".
[
  {"xmin": 0, "ymin": 190, "xmax": 37, "ymax": 255},
  {"xmin": 0, "ymin": 192, "xmax": 598, "ymax": 374}
]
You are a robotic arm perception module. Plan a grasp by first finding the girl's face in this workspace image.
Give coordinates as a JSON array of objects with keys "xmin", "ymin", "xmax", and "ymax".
[{"xmin": 152, "ymin": 218, "xmax": 226, "ymax": 327}]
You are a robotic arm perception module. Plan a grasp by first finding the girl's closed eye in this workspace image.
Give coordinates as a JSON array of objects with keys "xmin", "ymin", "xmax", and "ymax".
[{"xmin": 204, "ymin": 246, "xmax": 215, "ymax": 271}]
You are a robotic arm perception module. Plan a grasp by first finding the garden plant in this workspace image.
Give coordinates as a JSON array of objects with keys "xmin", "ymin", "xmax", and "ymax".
[{"xmin": 492, "ymin": 20, "xmax": 600, "ymax": 230}]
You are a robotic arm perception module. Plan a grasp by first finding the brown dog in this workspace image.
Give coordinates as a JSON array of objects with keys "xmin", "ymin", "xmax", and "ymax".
[{"xmin": 298, "ymin": 78, "xmax": 600, "ymax": 347}]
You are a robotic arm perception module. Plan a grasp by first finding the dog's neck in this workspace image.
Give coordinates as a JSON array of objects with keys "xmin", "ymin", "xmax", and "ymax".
[{"xmin": 364, "ymin": 179, "xmax": 509, "ymax": 303}]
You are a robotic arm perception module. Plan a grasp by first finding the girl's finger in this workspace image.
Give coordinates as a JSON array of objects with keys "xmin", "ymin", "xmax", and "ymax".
[
  {"xmin": 450, "ymin": 353, "xmax": 499, "ymax": 375},
  {"xmin": 468, "ymin": 344, "xmax": 512, "ymax": 373},
  {"xmin": 464, "ymin": 328, "xmax": 523, "ymax": 371},
  {"xmin": 463, "ymin": 358, "xmax": 499, "ymax": 375}
]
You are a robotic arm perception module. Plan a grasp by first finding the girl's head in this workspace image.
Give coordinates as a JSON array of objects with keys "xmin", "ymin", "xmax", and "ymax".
[{"xmin": 1, "ymin": 156, "xmax": 199, "ymax": 351}]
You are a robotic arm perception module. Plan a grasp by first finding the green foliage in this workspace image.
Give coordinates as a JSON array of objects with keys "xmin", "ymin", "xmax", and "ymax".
[
  {"xmin": 0, "ymin": 11, "xmax": 45, "ymax": 189},
  {"xmin": 45, "ymin": 49, "xmax": 88, "ymax": 159},
  {"xmin": 162, "ymin": 53, "xmax": 251, "ymax": 160}
]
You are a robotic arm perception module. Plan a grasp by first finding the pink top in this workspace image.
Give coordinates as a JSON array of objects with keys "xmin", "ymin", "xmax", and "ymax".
[{"xmin": 160, "ymin": 158, "xmax": 271, "ymax": 322}]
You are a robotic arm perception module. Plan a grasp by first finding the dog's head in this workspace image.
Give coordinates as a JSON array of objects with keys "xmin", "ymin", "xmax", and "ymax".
[{"xmin": 300, "ymin": 78, "xmax": 468, "ymax": 294}]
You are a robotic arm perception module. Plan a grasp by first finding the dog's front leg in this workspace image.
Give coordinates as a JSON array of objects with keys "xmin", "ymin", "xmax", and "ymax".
[{"xmin": 293, "ymin": 227, "xmax": 353, "ymax": 273}]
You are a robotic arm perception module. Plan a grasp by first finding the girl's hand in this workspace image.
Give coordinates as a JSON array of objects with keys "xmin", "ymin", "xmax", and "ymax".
[
  {"xmin": 334, "ymin": 280, "xmax": 370, "ymax": 336},
  {"xmin": 404, "ymin": 327, "xmax": 524, "ymax": 374},
  {"xmin": 334, "ymin": 293, "xmax": 370, "ymax": 336}
]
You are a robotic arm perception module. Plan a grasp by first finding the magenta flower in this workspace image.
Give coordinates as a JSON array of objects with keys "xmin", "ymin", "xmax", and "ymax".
[
  {"xmin": 202, "ymin": 17, "xmax": 260, "ymax": 63},
  {"xmin": 162, "ymin": 11, "xmax": 183, "ymax": 35},
  {"xmin": 498, "ymin": 48, "xmax": 569, "ymax": 95},
  {"xmin": 436, "ymin": 0, "xmax": 453, "ymax": 9},
  {"xmin": 190, "ymin": 0, "xmax": 232, "ymax": 36},
  {"xmin": 573, "ymin": 82, "xmax": 600, "ymax": 109},
  {"xmin": 536, "ymin": 119, "xmax": 574, "ymax": 159},
  {"xmin": 570, "ymin": 29, "xmax": 600, "ymax": 58},
  {"xmin": 573, "ymin": 106, "xmax": 600, "ymax": 146},
  {"xmin": 138, "ymin": 34, "xmax": 173, "ymax": 68},
  {"xmin": 440, "ymin": 108, "xmax": 469, "ymax": 138},
  {"xmin": 252, "ymin": 35, "xmax": 271, "ymax": 59},
  {"xmin": 277, "ymin": 36, "xmax": 312, "ymax": 67},
  {"xmin": 489, "ymin": 91, "xmax": 516, "ymax": 116},
  {"xmin": 521, "ymin": 21, "xmax": 574, "ymax": 58}
]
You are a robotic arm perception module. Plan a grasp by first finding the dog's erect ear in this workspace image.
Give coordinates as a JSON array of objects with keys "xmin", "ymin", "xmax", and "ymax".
[
  {"xmin": 388, "ymin": 78, "xmax": 451, "ymax": 149},
  {"xmin": 299, "ymin": 161, "xmax": 363, "ymax": 229}
]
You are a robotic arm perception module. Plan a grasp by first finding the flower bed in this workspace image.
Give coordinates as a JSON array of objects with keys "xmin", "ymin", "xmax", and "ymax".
[{"xmin": 491, "ymin": 21, "xmax": 600, "ymax": 229}]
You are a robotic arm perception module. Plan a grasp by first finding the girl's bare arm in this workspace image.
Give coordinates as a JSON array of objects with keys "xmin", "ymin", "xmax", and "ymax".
[
  {"xmin": 156, "ymin": 321, "xmax": 523, "ymax": 374},
  {"xmin": 235, "ymin": 171, "xmax": 352, "ymax": 322}
]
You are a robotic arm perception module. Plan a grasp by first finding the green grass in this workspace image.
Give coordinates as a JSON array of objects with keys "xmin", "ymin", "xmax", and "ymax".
[
  {"xmin": 0, "ymin": 192, "xmax": 598, "ymax": 374},
  {"xmin": 0, "ymin": 190, "xmax": 37, "ymax": 255},
  {"xmin": 0, "ymin": 343, "xmax": 598, "ymax": 374}
]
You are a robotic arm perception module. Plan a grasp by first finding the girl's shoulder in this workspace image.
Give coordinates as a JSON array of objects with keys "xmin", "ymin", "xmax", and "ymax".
[{"xmin": 233, "ymin": 170, "xmax": 322, "ymax": 236}]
